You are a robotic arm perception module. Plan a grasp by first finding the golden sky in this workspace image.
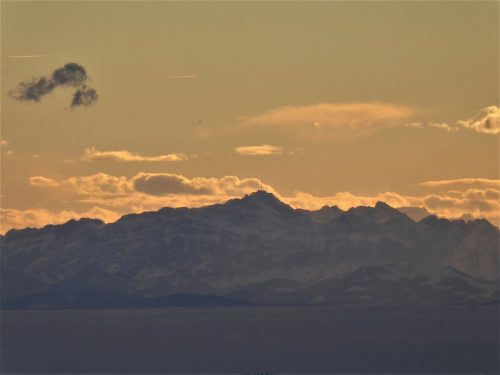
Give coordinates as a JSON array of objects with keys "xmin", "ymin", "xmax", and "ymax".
[{"xmin": 1, "ymin": 1, "xmax": 499, "ymax": 232}]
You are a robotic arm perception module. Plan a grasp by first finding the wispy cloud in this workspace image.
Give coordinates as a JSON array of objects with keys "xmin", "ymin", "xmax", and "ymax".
[
  {"xmin": 420, "ymin": 178, "xmax": 500, "ymax": 190},
  {"xmin": 167, "ymin": 75, "xmax": 198, "ymax": 79},
  {"xmin": 1, "ymin": 139, "xmax": 13, "ymax": 156},
  {"xmin": 410, "ymin": 106, "xmax": 500, "ymax": 135},
  {"xmin": 246, "ymin": 102, "xmax": 417, "ymax": 139},
  {"xmin": 235, "ymin": 144, "xmax": 283, "ymax": 156},
  {"xmin": 80, "ymin": 147, "xmax": 188, "ymax": 162},
  {"xmin": 8, "ymin": 54, "xmax": 50, "ymax": 59},
  {"xmin": 30, "ymin": 173, "xmax": 131, "ymax": 196},
  {"xmin": 428, "ymin": 122, "xmax": 459, "ymax": 132},
  {"xmin": 29, "ymin": 176, "xmax": 60, "ymax": 188},
  {"xmin": 245, "ymin": 103, "xmax": 499, "ymax": 140}
]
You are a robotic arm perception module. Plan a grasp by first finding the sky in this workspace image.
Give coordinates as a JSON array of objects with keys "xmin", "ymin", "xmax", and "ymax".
[{"xmin": 1, "ymin": 1, "xmax": 499, "ymax": 232}]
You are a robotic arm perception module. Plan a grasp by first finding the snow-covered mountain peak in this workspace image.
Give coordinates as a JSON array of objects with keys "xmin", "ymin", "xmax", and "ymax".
[
  {"xmin": 374, "ymin": 201, "xmax": 394, "ymax": 210},
  {"xmin": 344, "ymin": 201, "xmax": 408, "ymax": 224},
  {"xmin": 1, "ymin": 191, "xmax": 498, "ymax": 308},
  {"xmin": 229, "ymin": 190, "xmax": 293, "ymax": 212},
  {"xmin": 305, "ymin": 205, "xmax": 344, "ymax": 223}
]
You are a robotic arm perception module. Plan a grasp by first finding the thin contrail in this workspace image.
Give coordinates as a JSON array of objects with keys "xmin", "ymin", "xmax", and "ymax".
[
  {"xmin": 8, "ymin": 54, "xmax": 50, "ymax": 58},
  {"xmin": 167, "ymin": 75, "xmax": 198, "ymax": 79}
]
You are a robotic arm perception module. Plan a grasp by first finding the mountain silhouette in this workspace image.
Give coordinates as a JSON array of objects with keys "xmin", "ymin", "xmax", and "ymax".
[{"xmin": 1, "ymin": 191, "xmax": 498, "ymax": 308}]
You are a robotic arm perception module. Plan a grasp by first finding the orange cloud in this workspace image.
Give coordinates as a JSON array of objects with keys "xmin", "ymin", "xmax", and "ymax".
[
  {"xmin": 420, "ymin": 178, "xmax": 500, "ymax": 190},
  {"xmin": 9, "ymin": 172, "xmax": 498, "ymax": 234},
  {"xmin": 1, "ymin": 139, "xmax": 13, "ymax": 156},
  {"xmin": 428, "ymin": 122, "xmax": 459, "ymax": 132},
  {"xmin": 30, "ymin": 173, "xmax": 131, "ymax": 195},
  {"xmin": 29, "ymin": 176, "xmax": 60, "ymax": 188},
  {"xmin": 456, "ymin": 106, "xmax": 499, "ymax": 134},
  {"xmin": 410, "ymin": 106, "xmax": 500, "ymax": 135},
  {"xmin": 29, "ymin": 172, "xmax": 277, "ymax": 198},
  {"xmin": 246, "ymin": 102, "xmax": 416, "ymax": 139},
  {"xmin": 0, "ymin": 206, "xmax": 120, "ymax": 234},
  {"xmin": 286, "ymin": 191, "xmax": 420, "ymax": 211},
  {"xmin": 235, "ymin": 144, "xmax": 283, "ymax": 156},
  {"xmin": 130, "ymin": 173, "xmax": 276, "ymax": 196},
  {"xmin": 81, "ymin": 147, "xmax": 188, "ymax": 162},
  {"xmin": 287, "ymin": 188, "xmax": 499, "ymax": 226}
]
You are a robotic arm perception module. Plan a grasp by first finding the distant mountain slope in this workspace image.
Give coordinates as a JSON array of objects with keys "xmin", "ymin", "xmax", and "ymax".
[
  {"xmin": 397, "ymin": 206, "xmax": 433, "ymax": 221},
  {"xmin": 1, "ymin": 191, "xmax": 498, "ymax": 308}
]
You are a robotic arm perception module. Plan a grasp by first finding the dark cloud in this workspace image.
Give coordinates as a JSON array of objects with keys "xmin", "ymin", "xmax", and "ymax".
[
  {"xmin": 52, "ymin": 63, "xmax": 87, "ymax": 86},
  {"xmin": 71, "ymin": 85, "xmax": 98, "ymax": 108},
  {"xmin": 11, "ymin": 77, "xmax": 56, "ymax": 102},
  {"xmin": 132, "ymin": 173, "xmax": 213, "ymax": 196},
  {"xmin": 10, "ymin": 62, "xmax": 98, "ymax": 108}
]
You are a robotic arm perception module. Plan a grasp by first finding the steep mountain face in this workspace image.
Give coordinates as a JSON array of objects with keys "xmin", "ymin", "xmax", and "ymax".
[{"xmin": 1, "ymin": 191, "xmax": 498, "ymax": 308}]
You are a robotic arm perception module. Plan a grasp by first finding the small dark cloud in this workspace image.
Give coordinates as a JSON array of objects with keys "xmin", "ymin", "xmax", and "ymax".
[
  {"xmin": 72, "ymin": 85, "xmax": 98, "ymax": 108},
  {"xmin": 52, "ymin": 63, "xmax": 87, "ymax": 86},
  {"xmin": 132, "ymin": 173, "xmax": 213, "ymax": 196},
  {"xmin": 12, "ymin": 77, "xmax": 56, "ymax": 102},
  {"xmin": 10, "ymin": 62, "xmax": 98, "ymax": 109}
]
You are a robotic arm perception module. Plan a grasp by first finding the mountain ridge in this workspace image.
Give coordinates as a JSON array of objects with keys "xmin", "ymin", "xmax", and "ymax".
[
  {"xmin": 3, "ymin": 190, "xmax": 495, "ymax": 236},
  {"xmin": 1, "ymin": 190, "xmax": 498, "ymax": 308}
]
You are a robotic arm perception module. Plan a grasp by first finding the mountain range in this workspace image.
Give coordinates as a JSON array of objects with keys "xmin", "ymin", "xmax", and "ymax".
[{"xmin": 1, "ymin": 190, "xmax": 498, "ymax": 308}]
